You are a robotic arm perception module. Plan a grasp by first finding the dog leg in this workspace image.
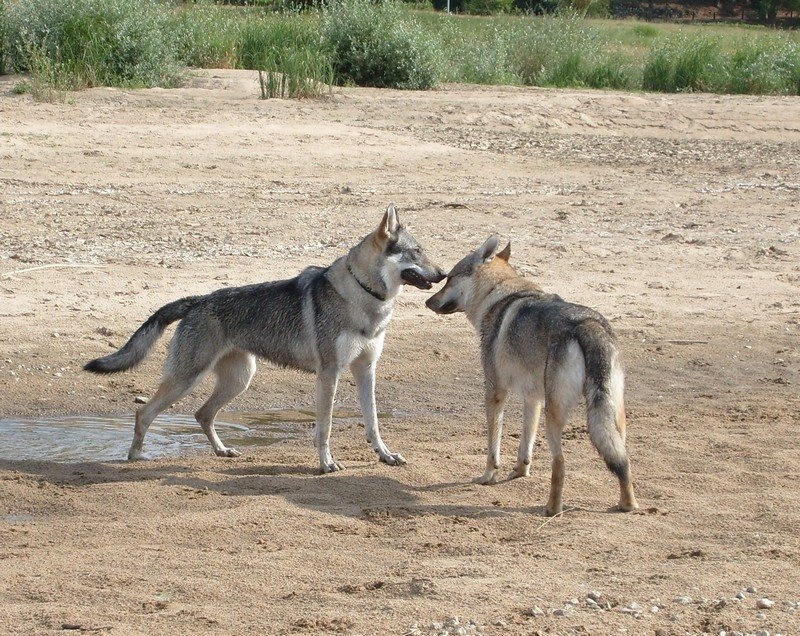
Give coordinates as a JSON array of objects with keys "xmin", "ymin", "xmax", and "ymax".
[
  {"xmin": 544, "ymin": 404, "xmax": 566, "ymax": 516},
  {"xmin": 509, "ymin": 398, "xmax": 541, "ymax": 480},
  {"xmin": 474, "ymin": 387, "xmax": 507, "ymax": 485},
  {"xmin": 315, "ymin": 368, "xmax": 343, "ymax": 473},
  {"xmin": 130, "ymin": 374, "xmax": 199, "ymax": 460},
  {"xmin": 351, "ymin": 354, "xmax": 406, "ymax": 467},
  {"xmin": 195, "ymin": 350, "xmax": 256, "ymax": 458}
]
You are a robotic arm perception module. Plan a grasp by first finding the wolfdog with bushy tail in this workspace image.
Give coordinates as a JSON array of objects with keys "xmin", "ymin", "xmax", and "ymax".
[
  {"xmin": 426, "ymin": 236, "xmax": 638, "ymax": 516},
  {"xmin": 85, "ymin": 205, "xmax": 445, "ymax": 472}
]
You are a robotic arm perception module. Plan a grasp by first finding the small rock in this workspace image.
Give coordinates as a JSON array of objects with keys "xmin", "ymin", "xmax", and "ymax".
[
  {"xmin": 736, "ymin": 591, "xmax": 746, "ymax": 600},
  {"xmin": 715, "ymin": 598, "xmax": 728, "ymax": 610},
  {"xmin": 757, "ymin": 598, "xmax": 775, "ymax": 609},
  {"xmin": 525, "ymin": 606, "xmax": 544, "ymax": 617},
  {"xmin": 588, "ymin": 591, "xmax": 602, "ymax": 602},
  {"xmin": 566, "ymin": 598, "xmax": 579, "ymax": 606},
  {"xmin": 552, "ymin": 608, "xmax": 568, "ymax": 617},
  {"xmin": 755, "ymin": 631, "xmax": 770, "ymax": 636},
  {"xmin": 675, "ymin": 596, "xmax": 693, "ymax": 605},
  {"xmin": 650, "ymin": 605, "xmax": 659, "ymax": 614},
  {"xmin": 586, "ymin": 598, "xmax": 599, "ymax": 608},
  {"xmin": 747, "ymin": 586, "xmax": 758, "ymax": 593},
  {"xmin": 134, "ymin": 396, "xmax": 148, "ymax": 404},
  {"xmin": 492, "ymin": 620, "xmax": 507, "ymax": 627},
  {"xmin": 756, "ymin": 612, "xmax": 767, "ymax": 620}
]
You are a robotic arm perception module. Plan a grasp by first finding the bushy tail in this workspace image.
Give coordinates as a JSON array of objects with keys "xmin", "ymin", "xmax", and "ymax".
[
  {"xmin": 83, "ymin": 297, "xmax": 200, "ymax": 374},
  {"xmin": 576, "ymin": 321, "xmax": 630, "ymax": 482}
]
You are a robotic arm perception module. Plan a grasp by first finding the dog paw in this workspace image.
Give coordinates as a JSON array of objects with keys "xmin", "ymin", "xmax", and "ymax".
[
  {"xmin": 473, "ymin": 471, "xmax": 498, "ymax": 485},
  {"xmin": 379, "ymin": 451, "xmax": 407, "ymax": 467},
  {"xmin": 216, "ymin": 447, "xmax": 241, "ymax": 458},
  {"xmin": 320, "ymin": 460, "xmax": 345, "ymax": 473},
  {"xmin": 507, "ymin": 464, "xmax": 530, "ymax": 480},
  {"xmin": 127, "ymin": 450, "xmax": 147, "ymax": 461}
]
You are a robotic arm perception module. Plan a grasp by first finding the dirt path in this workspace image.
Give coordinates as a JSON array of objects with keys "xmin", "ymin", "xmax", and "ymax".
[{"xmin": 1, "ymin": 70, "xmax": 799, "ymax": 636}]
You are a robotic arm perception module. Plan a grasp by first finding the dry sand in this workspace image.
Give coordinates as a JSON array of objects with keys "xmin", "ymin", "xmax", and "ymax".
[{"xmin": 1, "ymin": 70, "xmax": 799, "ymax": 635}]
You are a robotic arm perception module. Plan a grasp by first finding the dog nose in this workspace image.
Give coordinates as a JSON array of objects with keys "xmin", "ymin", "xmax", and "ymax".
[{"xmin": 432, "ymin": 269, "xmax": 446, "ymax": 283}]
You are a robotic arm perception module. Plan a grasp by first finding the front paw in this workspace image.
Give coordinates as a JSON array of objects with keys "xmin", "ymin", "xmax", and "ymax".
[
  {"xmin": 215, "ymin": 447, "xmax": 241, "ymax": 458},
  {"xmin": 508, "ymin": 463, "xmax": 530, "ymax": 480},
  {"xmin": 378, "ymin": 450, "xmax": 407, "ymax": 467},
  {"xmin": 473, "ymin": 469, "xmax": 498, "ymax": 485}
]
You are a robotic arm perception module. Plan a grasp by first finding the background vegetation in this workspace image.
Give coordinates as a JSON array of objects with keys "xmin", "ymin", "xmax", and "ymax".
[{"xmin": 1, "ymin": 0, "xmax": 799, "ymax": 97}]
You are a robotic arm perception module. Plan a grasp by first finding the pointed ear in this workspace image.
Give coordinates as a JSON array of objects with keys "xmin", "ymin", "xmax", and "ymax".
[
  {"xmin": 475, "ymin": 235, "xmax": 500, "ymax": 262},
  {"xmin": 496, "ymin": 241, "xmax": 511, "ymax": 262},
  {"xmin": 377, "ymin": 204, "xmax": 400, "ymax": 242}
]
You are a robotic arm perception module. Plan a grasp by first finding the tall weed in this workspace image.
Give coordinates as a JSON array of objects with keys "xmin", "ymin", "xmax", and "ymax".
[
  {"xmin": 509, "ymin": 13, "xmax": 634, "ymax": 89},
  {"xmin": 722, "ymin": 36, "xmax": 800, "ymax": 95},
  {"xmin": 173, "ymin": 1, "xmax": 240, "ymax": 69},
  {"xmin": 642, "ymin": 34, "xmax": 720, "ymax": 92}
]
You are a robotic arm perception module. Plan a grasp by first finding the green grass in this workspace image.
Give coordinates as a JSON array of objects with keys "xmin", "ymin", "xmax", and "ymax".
[{"xmin": 3, "ymin": 0, "xmax": 800, "ymax": 96}]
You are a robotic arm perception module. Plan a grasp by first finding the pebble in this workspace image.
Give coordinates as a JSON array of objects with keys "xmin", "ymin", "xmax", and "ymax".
[
  {"xmin": 747, "ymin": 586, "xmax": 758, "ymax": 593},
  {"xmin": 755, "ymin": 631, "xmax": 770, "ymax": 636},
  {"xmin": 650, "ymin": 605, "xmax": 659, "ymax": 613},
  {"xmin": 675, "ymin": 595, "xmax": 693, "ymax": 604},
  {"xmin": 736, "ymin": 591, "xmax": 747, "ymax": 600},
  {"xmin": 526, "ymin": 606, "xmax": 544, "ymax": 617},
  {"xmin": 757, "ymin": 598, "xmax": 774, "ymax": 609},
  {"xmin": 755, "ymin": 612, "xmax": 767, "ymax": 620},
  {"xmin": 588, "ymin": 591, "xmax": 602, "ymax": 602}
]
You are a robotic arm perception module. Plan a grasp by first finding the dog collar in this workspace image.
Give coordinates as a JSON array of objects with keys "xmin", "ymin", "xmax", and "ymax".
[{"xmin": 346, "ymin": 263, "xmax": 386, "ymax": 302}]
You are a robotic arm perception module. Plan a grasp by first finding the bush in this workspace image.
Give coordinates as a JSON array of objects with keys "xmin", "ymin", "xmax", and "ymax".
[
  {"xmin": 6, "ymin": 0, "xmax": 181, "ymax": 88},
  {"xmin": 435, "ymin": 23, "xmax": 517, "ymax": 84},
  {"xmin": 642, "ymin": 34, "xmax": 720, "ymax": 93},
  {"xmin": 173, "ymin": 1, "xmax": 240, "ymax": 69},
  {"xmin": 508, "ymin": 12, "xmax": 633, "ymax": 89},
  {"xmin": 321, "ymin": 0, "xmax": 438, "ymax": 89},
  {"xmin": 722, "ymin": 36, "xmax": 800, "ymax": 95}
]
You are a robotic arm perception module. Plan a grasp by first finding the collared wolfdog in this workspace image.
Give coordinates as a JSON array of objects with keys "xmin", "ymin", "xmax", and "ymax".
[
  {"xmin": 85, "ymin": 205, "xmax": 445, "ymax": 472},
  {"xmin": 426, "ymin": 236, "xmax": 638, "ymax": 515}
]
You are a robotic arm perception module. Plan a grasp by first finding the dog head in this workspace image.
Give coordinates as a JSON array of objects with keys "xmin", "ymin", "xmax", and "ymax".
[
  {"xmin": 425, "ymin": 235, "xmax": 510, "ymax": 314},
  {"xmin": 372, "ymin": 204, "xmax": 446, "ymax": 291}
]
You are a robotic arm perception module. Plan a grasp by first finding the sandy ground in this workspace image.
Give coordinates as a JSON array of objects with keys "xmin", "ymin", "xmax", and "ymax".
[{"xmin": 1, "ymin": 69, "xmax": 799, "ymax": 636}]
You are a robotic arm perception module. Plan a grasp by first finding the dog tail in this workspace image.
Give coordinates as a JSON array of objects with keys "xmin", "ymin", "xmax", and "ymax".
[
  {"xmin": 575, "ymin": 320, "xmax": 631, "ymax": 483},
  {"xmin": 84, "ymin": 296, "xmax": 200, "ymax": 374}
]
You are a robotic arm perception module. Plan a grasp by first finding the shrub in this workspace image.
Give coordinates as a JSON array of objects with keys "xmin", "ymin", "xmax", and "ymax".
[
  {"xmin": 6, "ymin": 0, "xmax": 181, "ymax": 88},
  {"xmin": 722, "ymin": 36, "xmax": 800, "ymax": 95},
  {"xmin": 173, "ymin": 1, "xmax": 240, "ymax": 69},
  {"xmin": 508, "ymin": 12, "xmax": 633, "ymax": 89},
  {"xmin": 642, "ymin": 34, "xmax": 720, "ymax": 93},
  {"xmin": 320, "ymin": 0, "xmax": 438, "ymax": 89}
]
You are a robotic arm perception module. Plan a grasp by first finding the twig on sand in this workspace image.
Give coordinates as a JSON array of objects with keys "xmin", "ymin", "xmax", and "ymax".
[
  {"xmin": 1, "ymin": 263, "xmax": 106, "ymax": 279},
  {"xmin": 535, "ymin": 507, "xmax": 576, "ymax": 531}
]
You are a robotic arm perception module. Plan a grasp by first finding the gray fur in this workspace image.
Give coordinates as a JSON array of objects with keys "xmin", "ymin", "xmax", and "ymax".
[
  {"xmin": 85, "ymin": 205, "xmax": 444, "ymax": 471},
  {"xmin": 426, "ymin": 237, "xmax": 638, "ymax": 515}
]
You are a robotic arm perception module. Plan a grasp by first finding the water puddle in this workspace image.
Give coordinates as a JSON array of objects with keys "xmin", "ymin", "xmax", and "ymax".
[{"xmin": 0, "ymin": 411, "xmax": 312, "ymax": 463}]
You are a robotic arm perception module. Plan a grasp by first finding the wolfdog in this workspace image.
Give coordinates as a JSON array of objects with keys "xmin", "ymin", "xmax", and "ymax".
[
  {"xmin": 84, "ymin": 205, "xmax": 445, "ymax": 472},
  {"xmin": 426, "ymin": 237, "xmax": 638, "ymax": 515}
]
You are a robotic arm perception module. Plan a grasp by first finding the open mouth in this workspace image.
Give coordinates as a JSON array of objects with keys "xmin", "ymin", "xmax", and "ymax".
[{"xmin": 401, "ymin": 268, "xmax": 434, "ymax": 290}]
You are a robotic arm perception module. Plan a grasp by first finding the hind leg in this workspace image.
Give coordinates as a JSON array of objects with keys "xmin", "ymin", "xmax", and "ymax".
[
  {"xmin": 195, "ymin": 350, "xmax": 256, "ymax": 458},
  {"xmin": 130, "ymin": 373, "xmax": 203, "ymax": 460},
  {"xmin": 543, "ymin": 402, "xmax": 568, "ymax": 516},
  {"xmin": 509, "ymin": 397, "xmax": 542, "ymax": 480},
  {"xmin": 474, "ymin": 387, "xmax": 508, "ymax": 485},
  {"xmin": 614, "ymin": 403, "xmax": 638, "ymax": 512}
]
